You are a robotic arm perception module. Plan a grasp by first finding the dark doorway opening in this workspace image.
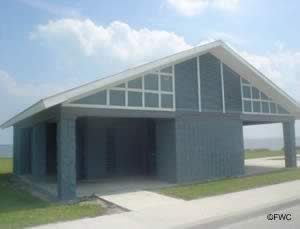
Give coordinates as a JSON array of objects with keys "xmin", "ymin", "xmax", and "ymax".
[{"xmin": 46, "ymin": 123, "xmax": 57, "ymax": 176}]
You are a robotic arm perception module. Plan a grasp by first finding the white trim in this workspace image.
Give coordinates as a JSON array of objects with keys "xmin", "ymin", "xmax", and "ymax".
[
  {"xmin": 106, "ymin": 90, "xmax": 110, "ymax": 105},
  {"xmin": 240, "ymin": 77, "xmax": 244, "ymax": 113},
  {"xmin": 243, "ymin": 111, "xmax": 292, "ymax": 117},
  {"xmin": 64, "ymin": 103, "xmax": 175, "ymax": 112},
  {"xmin": 197, "ymin": 56, "xmax": 201, "ymax": 112},
  {"xmin": 158, "ymin": 73, "xmax": 162, "ymax": 108},
  {"xmin": 142, "ymin": 76, "xmax": 145, "ymax": 107},
  {"xmin": 3, "ymin": 40, "xmax": 300, "ymax": 128},
  {"xmin": 125, "ymin": 82, "xmax": 128, "ymax": 106},
  {"xmin": 172, "ymin": 64, "xmax": 176, "ymax": 110},
  {"xmin": 220, "ymin": 61, "xmax": 225, "ymax": 113}
]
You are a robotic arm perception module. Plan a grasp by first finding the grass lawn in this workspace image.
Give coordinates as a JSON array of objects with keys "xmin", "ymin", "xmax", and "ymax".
[
  {"xmin": 245, "ymin": 149, "xmax": 300, "ymax": 159},
  {"xmin": 0, "ymin": 157, "xmax": 105, "ymax": 229},
  {"xmin": 160, "ymin": 168, "xmax": 300, "ymax": 200}
]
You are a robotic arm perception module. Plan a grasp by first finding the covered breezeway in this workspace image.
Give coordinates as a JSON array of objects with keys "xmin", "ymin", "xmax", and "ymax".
[{"xmin": 242, "ymin": 114, "xmax": 298, "ymax": 176}]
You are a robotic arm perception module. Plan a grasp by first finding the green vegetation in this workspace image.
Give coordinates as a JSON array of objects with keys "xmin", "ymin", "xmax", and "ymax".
[
  {"xmin": 160, "ymin": 168, "xmax": 300, "ymax": 200},
  {"xmin": 245, "ymin": 149, "xmax": 300, "ymax": 159},
  {"xmin": 0, "ymin": 157, "xmax": 105, "ymax": 229}
]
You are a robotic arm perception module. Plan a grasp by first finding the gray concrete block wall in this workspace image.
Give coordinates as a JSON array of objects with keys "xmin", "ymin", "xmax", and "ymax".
[
  {"xmin": 57, "ymin": 117, "xmax": 77, "ymax": 201},
  {"xmin": 155, "ymin": 119, "xmax": 177, "ymax": 182},
  {"xmin": 175, "ymin": 115, "xmax": 244, "ymax": 183},
  {"xmin": 31, "ymin": 123, "xmax": 47, "ymax": 179},
  {"xmin": 223, "ymin": 64, "xmax": 242, "ymax": 113},
  {"xmin": 200, "ymin": 53, "xmax": 223, "ymax": 112},
  {"xmin": 283, "ymin": 120, "xmax": 297, "ymax": 168},
  {"xmin": 175, "ymin": 57, "xmax": 199, "ymax": 112}
]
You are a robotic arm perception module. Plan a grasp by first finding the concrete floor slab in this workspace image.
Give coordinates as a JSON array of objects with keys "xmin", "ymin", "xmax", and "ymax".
[{"xmin": 98, "ymin": 191, "xmax": 184, "ymax": 211}]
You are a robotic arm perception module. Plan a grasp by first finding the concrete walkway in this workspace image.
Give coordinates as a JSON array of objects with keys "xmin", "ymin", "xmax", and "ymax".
[
  {"xmin": 32, "ymin": 180, "xmax": 300, "ymax": 229},
  {"xmin": 99, "ymin": 191, "xmax": 184, "ymax": 211}
]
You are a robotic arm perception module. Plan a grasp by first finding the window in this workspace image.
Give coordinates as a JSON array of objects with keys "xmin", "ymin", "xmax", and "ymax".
[
  {"xmin": 161, "ymin": 94, "xmax": 173, "ymax": 108},
  {"xmin": 128, "ymin": 91, "xmax": 142, "ymax": 107},
  {"xmin": 99, "ymin": 65, "xmax": 175, "ymax": 111},
  {"xmin": 243, "ymin": 86, "xmax": 251, "ymax": 98},
  {"xmin": 243, "ymin": 100, "xmax": 252, "ymax": 112},
  {"xmin": 144, "ymin": 74, "xmax": 159, "ymax": 90},
  {"xmin": 128, "ymin": 78, "xmax": 142, "ymax": 89},
  {"xmin": 145, "ymin": 93, "xmax": 159, "ymax": 107},
  {"xmin": 241, "ymin": 79, "xmax": 287, "ymax": 115},
  {"xmin": 160, "ymin": 75, "xmax": 173, "ymax": 92},
  {"xmin": 110, "ymin": 90, "xmax": 125, "ymax": 106}
]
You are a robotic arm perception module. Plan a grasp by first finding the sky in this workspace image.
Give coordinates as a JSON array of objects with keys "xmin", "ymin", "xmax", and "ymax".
[{"xmin": 0, "ymin": 0, "xmax": 300, "ymax": 144}]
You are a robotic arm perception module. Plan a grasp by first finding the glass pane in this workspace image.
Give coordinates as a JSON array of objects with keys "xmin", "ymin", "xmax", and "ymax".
[
  {"xmin": 160, "ymin": 75, "xmax": 173, "ymax": 92},
  {"xmin": 128, "ymin": 78, "xmax": 142, "ymax": 89},
  {"xmin": 261, "ymin": 92, "xmax": 268, "ymax": 100},
  {"xmin": 243, "ymin": 100, "xmax": 252, "ymax": 112},
  {"xmin": 110, "ymin": 90, "xmax": 125, "ymax": 106},
  {"xmin": 242, "ymin": 79, "xmax": 250, "ymax": 84},
  {"xmin": 278, "ymin": 105, "xmax": 288, "ymax": 114},
  {"xmin": 161, "ymin": 94, "xmax": 173, "ymax": 108},
  {"xmin": 160, "ymin": 66, "xmax": 172, "ymax": 74},
  {"xmin": 144, "ymin": 74, "xmax": 159, "ymax": 90},
  {"xmin": 115, "ymin": 83, "xmax": 126, "ymax": 88},
  {"xmin": 145, "ymin": 92, "xmax": 159, "ymax": 107},
  {"xmin": 262, "ymin": 101, "xmax": 269, "ymax": 113},
  {"xmin": 253, "ymin": 101, "xmax": 261, "ymax": 113},
  {"xmin": 128, "ymin": 91, "xmax": 142, "ymax": 107},
  {"xmin": 252, "ymin": 87, "xmax": 260, "ymax": 99},
  {"xmin": 270, "ymin": 103, "xmax": 277, "ymax": 113},
  {"xmin": 243, "ymin": 86, "xmax": 251, "ymax": 98},
  {"xmin": 74, "ymin": 90, "xmax": 106, "ymax": 105}
]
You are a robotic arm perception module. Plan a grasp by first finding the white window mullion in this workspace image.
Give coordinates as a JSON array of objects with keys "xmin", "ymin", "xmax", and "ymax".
[
  {"xmin": 158, "ymin": 73, "xmax": 162, "ymax": 108},
  {"xmin": 172, "ymin": 65, "xmax": 176, "ymax": 110},
  {"xmin": 142, "ymin": 76, "xmax": 145, "ymax": 107},
  {"xmin": 240, "ymin": 77, "xmax": 244, "ymax": 113},
  {"xmin": 220, "ymin": 61, "xmax": 225, "ymax": 113},
  {"xmin": 107, "ymin": 89, "xmax": 110, "ymax": 106},
  {"xmin": 250, "ymin": 86, "xmax": 253, "ymax": 112},
  {"xmin": 125, "ymin": 83, "xmax": 128, "ymax": 107},
  {"xmin": 197, "ymin": 56, "xmax": 201, "ymax": 112}
]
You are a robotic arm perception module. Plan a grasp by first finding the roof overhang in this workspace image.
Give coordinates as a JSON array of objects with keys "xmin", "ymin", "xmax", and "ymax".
[{"xmin": 1, "ymin": 40, "xmax": 300, "ymax": 129}]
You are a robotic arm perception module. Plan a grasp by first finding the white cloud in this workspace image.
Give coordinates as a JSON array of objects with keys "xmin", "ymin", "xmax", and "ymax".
[
  {"xmin": 167, "ymin": 0, "xmax": 240, "ymax": 16},
  {"xmin": 30, "ymin": 19, "xmax": 191, "ymax": 64}
]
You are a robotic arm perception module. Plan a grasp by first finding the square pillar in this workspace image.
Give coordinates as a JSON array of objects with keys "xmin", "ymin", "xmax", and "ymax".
[
  {"xmin": 57, "ymin": 117, "xmax": 76, "ymax": 201},
  {"xmin": 283, "ymin": 120, "xmax": 297, "ymax": 168},
  {"xmin": 31, "ymin": 123, "xmax": 47, "ymax": 179},
  {"xmin": 13, "ymin": 127, "xmax": 33, "ymax": 175},
  {"xmin": 13, "ymin": 126, "xmax": 21, "ymax": 175}
]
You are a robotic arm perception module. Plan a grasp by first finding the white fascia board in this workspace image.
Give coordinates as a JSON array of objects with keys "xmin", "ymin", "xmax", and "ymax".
[
  {"xmin": 0, "ymin": 41, "xmax": 222, "ymax": 128},
  {"xmin": 211, "ymin": 43, "xmax": 300, "ymax": 115}
]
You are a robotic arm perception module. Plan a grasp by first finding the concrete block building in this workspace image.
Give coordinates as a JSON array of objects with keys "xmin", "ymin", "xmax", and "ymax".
[{"xmin": 1, "ymin": 41, "xmax": 299, "ymax": 201}]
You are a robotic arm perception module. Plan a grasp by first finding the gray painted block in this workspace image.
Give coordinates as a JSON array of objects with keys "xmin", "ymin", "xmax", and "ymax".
[
  {"xmin": 200, "ymin": 53, "xmax": 223, "ymax": 112},
  {"xmin": 155, "ymin": 119, "xmax": 177, "ymax": 182},
  {"xmin": 57, "ymin": 117, "xmax": 77, "ymax": 201},
  {"xmin": 175, "ymin": 115, "xmax": 244, "ymax": 183},
  {"xmin": 31, "ymin": 123, "xmax": 47, "ymax": 179},
  {"xmin": 283, "ymin": 121, "xmax": 297, "ymax": 168},
  {"xmin": 175, "ymin": 57, "xmax": 199, "ymax": 112},
  {"xmin": 223, "ymin": 64, "xmax": 242, "ymax": 113}
]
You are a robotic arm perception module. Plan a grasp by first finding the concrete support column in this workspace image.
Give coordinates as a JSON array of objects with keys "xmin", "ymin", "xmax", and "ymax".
[
  {"xmin": 31, "ymin": 123, "xmax": 47, "ymax": 178},
  {"xmin": 13, "ymin": 127, "xmax": 32, "ymax": 175},
  {"xmin": 57, "ymin": 116, "xmax": 76, "ymax": 201},
  {"xmin": 13, "ymin": 126, "xmax": 22, "ymax": 175},
  {"xmin": 283, "ymin": 120, "xmax": 297, "ymax": 168}
]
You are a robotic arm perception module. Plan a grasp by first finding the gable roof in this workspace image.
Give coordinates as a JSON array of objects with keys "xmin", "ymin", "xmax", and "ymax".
[{"xmin": 1, "ymin": 40, "xmax": 300, "ymax": 128}]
